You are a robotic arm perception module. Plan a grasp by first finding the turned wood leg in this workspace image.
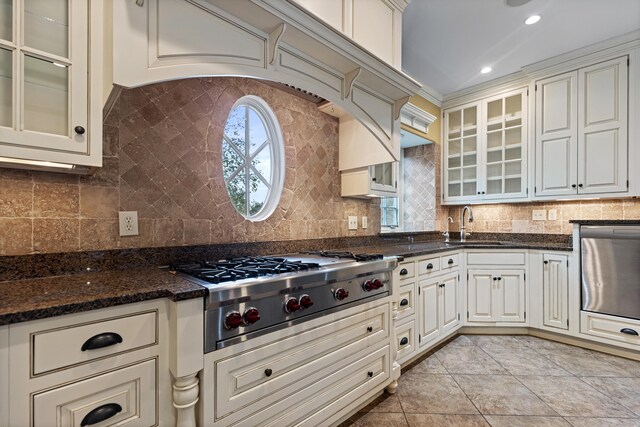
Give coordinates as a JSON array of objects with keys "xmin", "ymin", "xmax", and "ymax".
[
  {"xmin": 173, "ymin": 373, "xmax": 199, "ymax": 427},
  {"xmin": 386, "ymin": 379, "xmax": 398, "ymax": 394}
]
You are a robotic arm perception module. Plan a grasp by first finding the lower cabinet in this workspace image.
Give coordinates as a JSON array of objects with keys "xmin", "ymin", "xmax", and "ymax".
[
  {"xmin": 580, "ymin": 311, "xmax": 640, "ymax": 349},
  {"xmin": 542, "ymin": 254, "xmax": 569, "ymax": 330},
  {"xmin": 468, "ymin": 269, "xmax": 526, "ymax": 323},
  {"xmin": 418, "ymin": 271, "xmax": 460, "ymax": 348}
]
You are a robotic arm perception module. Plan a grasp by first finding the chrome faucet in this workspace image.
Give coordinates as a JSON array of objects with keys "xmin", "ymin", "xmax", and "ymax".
[
  {"xmin": 460, "ymin": 206, "xmax": 474, "ymax": 242},
  {"xmin": 443, "ymin": 217, "xmax": 453, "ymax": 242}
]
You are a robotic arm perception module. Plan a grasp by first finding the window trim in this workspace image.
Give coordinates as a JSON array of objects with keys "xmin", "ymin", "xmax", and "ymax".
[{"xmin": 222, "ymin": 95, "xmax": 285, "ymax": 222}]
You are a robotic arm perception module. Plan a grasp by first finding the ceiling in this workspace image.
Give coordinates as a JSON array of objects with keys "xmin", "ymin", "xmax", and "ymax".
[{"xmin": 402, "ymin": 0, "xmax": 640, "ymax": 97}]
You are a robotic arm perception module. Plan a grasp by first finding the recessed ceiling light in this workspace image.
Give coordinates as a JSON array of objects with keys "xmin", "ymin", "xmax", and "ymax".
[
  {"xmin": 481, "ymin": 67, "xmax": 492, "ymax": 74},
  {"xmin": 525, "ymin": 15, "xmax": 541, "ymax": 25}
]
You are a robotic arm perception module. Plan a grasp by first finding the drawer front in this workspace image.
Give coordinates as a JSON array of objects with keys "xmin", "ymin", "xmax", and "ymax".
[
  {"xmin": 418, "ymin": 257, "xmax": 441, "ymax": 275},
  {"xmin": 396, "ymin": 283, "xmax": 415, "ymax": 320},
  {"xmin": 398, "ymin": 261, "xmax": 415, "ymax": 280},
  {"xmin": 33, "ymin": 359, "xmax": 156, "ymax": 427},
  {"xmin": 395, "ymin": 319, "xmax": 416, "ymax": 365},
  {"xmin": 441, "ymin": 253, "xmax": 460, "ymax": 270},
  {"xmin": 467, "ymin": 251, "xmax": 526, "ymax": 266},
  {"xmin": 581, "ymin": 311, "xmax": 640, "ymax": 347},
  {"xmin": 33, "ymin": 311, "xmax": 157, "ymax": 375},
  {"xmin": 215, "ymin": 304, "xmax": 389, "ymax": 419}
]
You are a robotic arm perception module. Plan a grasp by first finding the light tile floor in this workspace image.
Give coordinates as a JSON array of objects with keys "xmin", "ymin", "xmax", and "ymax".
[{"xmin": 339, "ymin": 335, "xmax": 640, "ymax": 427}]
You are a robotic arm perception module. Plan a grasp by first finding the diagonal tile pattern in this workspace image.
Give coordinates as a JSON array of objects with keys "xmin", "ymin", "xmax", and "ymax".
[{"xmin": 339, "ymin": 335, "xmax": 640, "ymax": 427}]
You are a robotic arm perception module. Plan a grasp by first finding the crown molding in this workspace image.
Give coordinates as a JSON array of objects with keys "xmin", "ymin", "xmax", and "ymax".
[
  {"xmin": 443, "ymin": 71, "xmax": 529, "ymax": 109},
  {"xmin": 416, "ymin": 84, "xmax": 443, "ymax": 107}
]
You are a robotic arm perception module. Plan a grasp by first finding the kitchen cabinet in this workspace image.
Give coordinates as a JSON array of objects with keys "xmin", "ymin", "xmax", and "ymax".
[
  {"xmin": 0, "ymin": 0, "xmax": 103, "ymax": 169},
  {"xmin": 443, "ymin": 88, "xmax": 527, "ymax": 203},
  {"xmin": 467, "ymin": 269, "xmax": 526, "ymax": 323},
  {"xmin": 418, "ymin": 271, "xmax": 460, "ymax": 348},
  {"xmin": 8, "ymin": 300, "xmax": 172, "ymax": 427},
  {"xmin": 542, "ymin": 254, "xmax": 569, "ymax": 330},
  {"xmin": 201, "ymin": 299, "xmax": 391, "ymax": 427},
  {"xmin": 341, "ymin": 161, "xmax": 398, "ymax": 198},
  {"xmin": 534, "ymin": 56, "xmax": 628, "ymax": 197},
  {"xmin": 580, "ymin": 311, "xmax": 640, "ymax": 350}
]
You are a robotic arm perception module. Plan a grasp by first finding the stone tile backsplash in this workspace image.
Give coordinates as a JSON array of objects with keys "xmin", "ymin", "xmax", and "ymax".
[{"xmin": 0, "ymin": 77, "xmax": 378, "ymax": 255}]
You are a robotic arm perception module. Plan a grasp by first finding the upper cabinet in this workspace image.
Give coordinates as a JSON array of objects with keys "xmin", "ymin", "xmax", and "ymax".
[
  {"xmin": 0, "ymin": 0, "xmax": 103, "ymax": 170},
  {"xmin": 293, "ymin": 0, "xmax": 404, "ymax": 68},
  {"xmin": 534, "ymin": 56, "xmax": 628, "ymax": 198},
  {"xmin": 444, "ymin": 88, "xmax": 527, "ymax": 204}
]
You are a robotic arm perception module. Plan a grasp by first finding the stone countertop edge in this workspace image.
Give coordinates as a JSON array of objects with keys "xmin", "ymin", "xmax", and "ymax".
[
  {"xmin": 0, "ymin": 267, "xmax": 206, "ymax": 326},
  {"xmin": 569, "ymin": 220, "xmax": 640, "ymax": 225},
  {"xmin": 0, "ymin": 241, "xmax": 572, "ymax": 326}
]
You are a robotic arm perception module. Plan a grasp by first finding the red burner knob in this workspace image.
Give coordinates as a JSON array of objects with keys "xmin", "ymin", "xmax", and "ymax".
[
  {"xmin": 299, "ymin": 294, "xmax": 314, "ymax": 309},
  {"xmin": 243, "ymin": 307, "xmax": 260, "ymax": 325},
  {"xmin": 363, "ymin": 280, "xmax": 373, "ymax": 292},
  {"xmin": 371, "ymin": 279, "xmax": 384, "ymax": 290},
  {"xmin": 284, "ymin": 297, "xmax": 301, "ymax": 314},
  {"xmin": 224, "ymin": 311, "xmax": 243, "ymax": 329},
  {"xmin": 334, "ymin": 288, "xmax": 349, "ymax": 301}
]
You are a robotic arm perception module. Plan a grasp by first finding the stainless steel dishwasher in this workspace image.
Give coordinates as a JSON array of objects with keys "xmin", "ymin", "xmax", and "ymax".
[{"xmin": 581, "ymin": 225, "xmax": 640, "ymax": 322}]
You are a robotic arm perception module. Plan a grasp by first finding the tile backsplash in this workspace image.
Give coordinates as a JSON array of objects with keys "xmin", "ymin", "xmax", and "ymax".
[{"xmin": 0, "ymin": 77, "xmax": 378, "ymax": 256}]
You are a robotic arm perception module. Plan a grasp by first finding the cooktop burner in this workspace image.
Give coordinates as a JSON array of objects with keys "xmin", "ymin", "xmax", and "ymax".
[
  {"xmin": 302, "ymin": 250, "xmax": 384, "ymax": 262},
  {"xmin": 172, "ymin": 256, "xmax": 322, "ymax": 284}
]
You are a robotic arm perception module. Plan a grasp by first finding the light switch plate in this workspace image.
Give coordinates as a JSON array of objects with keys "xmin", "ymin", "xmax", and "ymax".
[
  {"xmin": 119, "ymin": 211, "xmax": 139, "ymax": 236},
  {"xmin": 348, "ymin": 216, "xmax": 358, "ymax": 230},
  {"xmin": 548, "ymin": 209, "xmax": 557, "ymax": 220},
  {"xmin": 361, "ymin": 216, "xmax": 368, "ymax": 229},
  {"xmin": 532, "ymin": 209, "xmax": 546, "ymax": 221}
]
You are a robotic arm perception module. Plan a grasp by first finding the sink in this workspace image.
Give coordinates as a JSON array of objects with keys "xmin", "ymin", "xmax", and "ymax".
[{"xmin": 446, "ymin": 241, "xmax": 514, "ymax": 246}]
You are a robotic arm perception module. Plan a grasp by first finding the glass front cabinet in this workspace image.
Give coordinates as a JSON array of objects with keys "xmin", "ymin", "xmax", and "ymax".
[
  {"xmin": 0, "ymin": 0, "xmax": 101, "ymax": 169},
  {"xmin": 443, "ymin": 88, "xmax": 527, "ymax": 203}
]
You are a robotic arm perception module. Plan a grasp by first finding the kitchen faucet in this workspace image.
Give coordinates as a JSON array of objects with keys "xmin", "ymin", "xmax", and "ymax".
[
  {"xmin": 460, "ymin": 205, "xmax": 473, "ymax": 242},
  {"xmin": 442, "ymin": 217, "xmax": 453, "ymax": 242}
]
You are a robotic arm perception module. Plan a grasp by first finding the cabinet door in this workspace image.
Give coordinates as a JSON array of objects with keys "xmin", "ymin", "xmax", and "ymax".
[
  {"xmin": 418, "ymin": 278, "xmax": 439, "ymax": 347},
  {"xmin": 577, "ymin": 56, "xmax": 628, "ymax": 195},
  {"xmin": 444, "ymin": 102, "xmax": 481, "ymax": 202},
  {"xmin": 535, "ymin": 71, "xmax": 578, "ymax": 197},
  {"xmin": 543, "ymin": 254, "xmax": 568, "ymax": 330},
  {"xmin": 483, "ymin": 88, "xmax": 527, "ymax": 200},
  {"xmin": 494, "ymin": 270, "xmax": 526, "ymax": 323},
  {"xmin": 467, "ymin": 270, "xmax": 494, "ymax": 322},
  {"xmin": 370, "ymin": 161, "xmax": 397, "ymax": 194},
  {"xmin": 0, "ymin": 0, "xmax": 89, "ymax": 154},
  {"xmin": 439, "ymin": 273, "xmax": 460, "ymax": 335}
]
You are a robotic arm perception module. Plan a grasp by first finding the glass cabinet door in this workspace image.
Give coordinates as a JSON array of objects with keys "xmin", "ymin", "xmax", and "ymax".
[
  {"xmin": 0, "ymin": 0, "xmax": 88, "ymax": 154},
  {"xmin": 483, "ymin": 89, "xmax": 526, "ymax": 199},
  {"xmin": 370, "ymin": 161, "xmax": 397, "ymax": 194},
  {"xmin": 445, "ymin": 102, "xmax": 480, "ymax": 199}
]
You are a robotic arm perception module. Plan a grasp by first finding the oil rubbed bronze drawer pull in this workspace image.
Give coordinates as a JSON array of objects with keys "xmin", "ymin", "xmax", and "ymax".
[
  {"xmin": 426, "ymin": 263, "xmax": 434, "ymax": 270},
  {"xmin": 81, "ymin": 332, "xmax": 123, "ymax": 351},
  {"xmin": 620, "ymin": 328, "xmax": 639, "ymax": 336},
  {"xmin": 80, "ymin": 403, "xmax": 122, "ymax": 426},
  {"xmin": 400, "ymin": 337, "xmax": 409, "ymax": 346},
  {"xmin": 400, "ymin": 268, "xmax": 408, "ymax": 276}
]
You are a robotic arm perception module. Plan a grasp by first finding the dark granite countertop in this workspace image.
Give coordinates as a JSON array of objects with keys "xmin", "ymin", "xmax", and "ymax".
[
  {"xmin": 0, "ymin": 268, "xmax": 205, "ymax": 326},
  {"xmin": 0, "ymin": 233, "xmax": 572, "ymax": 326},
  {"xmin": 569, "ymin": 220, "xmax": 640, "ymax": 225}
]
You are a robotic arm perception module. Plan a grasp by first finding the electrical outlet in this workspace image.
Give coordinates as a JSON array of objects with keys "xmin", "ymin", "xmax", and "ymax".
[
  {"xmin": 361, "ymin": 216, "xmax": 368, "ymax": 229},
  {"xmin": 348, "ymin": 216, "xmax": 358, "ymax": 230},
  {"xmin": 548, "ymin": 209, "xmax": 557, "ymax": 220},
  {"xmin": 532, "ymin": 209, "xmax": 546, "ymax": 221},
  {"xmin": 119, "ymin": 211, "xmax": 139, "ymax": 236}
]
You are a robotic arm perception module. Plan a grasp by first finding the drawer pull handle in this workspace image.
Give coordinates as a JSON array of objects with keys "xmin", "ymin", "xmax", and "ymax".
[
  {"xmin": 81, "ymin": 332, "xmax": 123, "ymax": 351},
  {"xmin": 400, "ymin": 337, "xmax": 409, "ymax": 346},
  {"xmin": 620, "ymin": 328, "xmax": 639, "ymax": 336},
  {"xmin": 367, "ymin": 371, "xmax": 373, "ymax": 378},
  {"xmin": 448, "ymin": 259, "xmax": 454, "ymax": 265},
  {"xmin": 265, "ymin": 368, "xmax": 273, "ymax": 377},
  {"xmin": 400, "ymin": 299, "xmax": 409, "ymax": 307},
  {"xmin": 80, "ymin": 403, "xmax": 122, "ymax": 426},
  {"xmin": 400, "ymin": 268, "xmax": 408, "ymax": 276},
  {"xmin": 367, "ymin": 326, "xmax": 373, "ymax": 333},
  {"xmin": 426, "ymin": 263, "xmax": 433, "ymax": 270}
]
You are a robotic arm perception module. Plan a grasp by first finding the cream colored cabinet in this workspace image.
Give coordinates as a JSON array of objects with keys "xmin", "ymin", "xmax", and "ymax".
[
  {"xmin": 443, "ymin": 88, "xmax": 527, "ymax": 203},
  {"xmin": 467, "ymin": 269, "xmax": 526, "ymax": 323},
  {"xmin": 0, "ymin": 0, "xmax": 103, "ymax": 169},
  {"xmin": 418, "ymin": 271, "xmax": 460, "ymax": 348},
  {"xmin": 535, "ymin": 56, "xmax": 628, "ymax": 197},
  {"xmin": 341, "ymin": 161, "xmax": 398, "ymax": 198},
  {"xmin": 542, "ymin": 254, "xmax": 569, "ymax": 330},
  {"xmin": 8, "ymin": 301, "xmax": 170, "ymax": 427}
]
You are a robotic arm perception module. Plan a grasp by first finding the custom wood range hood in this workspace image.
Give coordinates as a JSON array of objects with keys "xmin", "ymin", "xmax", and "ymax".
[{"xmin": 112, "ymin": 0, "xmax": 421, "ymax": 167}]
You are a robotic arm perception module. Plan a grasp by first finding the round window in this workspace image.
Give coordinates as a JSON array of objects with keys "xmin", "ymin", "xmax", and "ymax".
[{"xmin": 221, "ymin": 96, "xmax": 285, "ymax": 221}]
